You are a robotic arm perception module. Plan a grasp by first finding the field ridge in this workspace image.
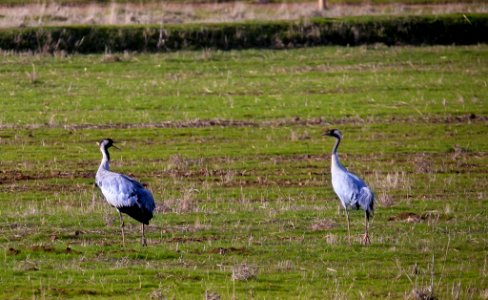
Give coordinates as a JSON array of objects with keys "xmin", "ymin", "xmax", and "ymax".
[{"xmin": 0, "ymin": 113, "xmax": 486, "ymax": 130}]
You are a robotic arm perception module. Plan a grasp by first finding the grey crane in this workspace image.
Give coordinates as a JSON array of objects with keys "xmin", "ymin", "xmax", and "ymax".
[
  {"xmin": 323, "ymin": 129, "xmax": 374, "ymax": 245},
  {"xmin": 95, "ymin": 138, "xmax": 155, "ymax": 246}
]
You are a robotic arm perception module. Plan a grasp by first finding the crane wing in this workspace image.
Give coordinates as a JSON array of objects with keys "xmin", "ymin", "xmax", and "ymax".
[
  {"xmin": 332, "ymin": 170, "xmax": 374, "ymax": 213},
  {"xmin": 357, "ymin": 186, "xmax": 374, "ymax": 217},
  {"xmin": 97, "ymin": 171, "xmax": 155, "ymax": 213}
]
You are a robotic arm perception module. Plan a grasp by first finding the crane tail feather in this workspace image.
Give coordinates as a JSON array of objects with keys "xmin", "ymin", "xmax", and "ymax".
[{"xmin": 118, "ymin": 205, "xmax": 153, "ymax": 225}]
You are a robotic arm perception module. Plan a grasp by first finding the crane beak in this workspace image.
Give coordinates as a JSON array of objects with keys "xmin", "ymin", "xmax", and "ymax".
[
  {"xmin": 322, "ymin": 130, "xmax": 332, "ymax": 136},
  {"xmin": 112, "ymin": 143, "xmax": 121, "ymax": 150}
]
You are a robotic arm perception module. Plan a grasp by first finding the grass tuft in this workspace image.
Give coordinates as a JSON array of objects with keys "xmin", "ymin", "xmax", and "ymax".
[
  {"xmin": 232, "ymin": 263, "xmax": 258, "ymax": 281},
  {"xmin": 25, "ymin": 63, "xmax": 39, "ymax": 84}
]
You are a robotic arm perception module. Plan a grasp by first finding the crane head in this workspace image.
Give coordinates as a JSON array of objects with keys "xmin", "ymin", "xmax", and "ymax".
[
  {"xmin": 323, "ymin": 129, "xmax": 342, "ymax": 139},
  {"xmin": 98, "ymin": 138, "xmax": 119, "ymax": 149}
]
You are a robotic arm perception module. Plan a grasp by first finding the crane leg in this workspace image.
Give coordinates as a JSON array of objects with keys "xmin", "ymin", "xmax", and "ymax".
[
  {"xmin": 141, "ymin": 223, "xmax": 147, "ymax": 247},
  {"xmin": 362, "ymin": 212, "xmax": 370, "ymax": 245},
  {"xmin": 345, "ymin": 208, "xmax": 351, "ymax": 245},
  {"xmin": 118, "ymin": 210, "xmax": 125, "ymax": 247}
]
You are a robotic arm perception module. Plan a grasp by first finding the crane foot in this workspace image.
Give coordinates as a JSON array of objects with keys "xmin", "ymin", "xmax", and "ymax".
[{"xmin": 362, "ymin": 233, "xmax": 371, "ymax": 245}]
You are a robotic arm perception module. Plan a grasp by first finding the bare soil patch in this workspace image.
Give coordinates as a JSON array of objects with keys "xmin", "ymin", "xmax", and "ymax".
[
  {"xmin": 165, "ymin": 236, "xmax": 218, "ymax": 243},
  {"xmin": 207, "ymin": 246, "xmax": 249, "ymax": 255},
  {"xmin": 0, "ymin": 170, "xmax": 93, "ymax": 184},
  {"xmin": 388, "ymin": 211, "xmax": 451, "ymax": 222},
  {"xmin": 7, "ymin": 247, "xmax": 20, "ymax": 255}
]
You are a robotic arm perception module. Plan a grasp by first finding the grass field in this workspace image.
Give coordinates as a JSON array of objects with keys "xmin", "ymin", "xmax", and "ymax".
[{"xmin": 0, "ymin": 45, "xmax": 487, "ymax": 299}]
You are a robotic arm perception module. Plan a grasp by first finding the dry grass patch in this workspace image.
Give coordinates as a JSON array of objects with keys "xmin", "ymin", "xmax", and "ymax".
[
  {"xmin": 1, "ymin": 3, "xmax": 486, "ymax": 28},
  {"xmin": 311, "ymin": 218, "xmax": 336, "ymax": 231},
  {"xmin": 205, "ymin": 290, "xmax": 221, "ymax": 300},
  {"xmin": 232, "ymin": 263, "xmax": 258, "ymax": 281}
]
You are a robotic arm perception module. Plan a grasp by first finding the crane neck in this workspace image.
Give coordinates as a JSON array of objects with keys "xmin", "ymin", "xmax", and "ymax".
[
  {"xmin": 98, "ymin": 145, "xmax": 110, "ymax": 171},
  {"xmin": 332, "ymin": 136, "xmax": 341, "ymax": 154},
  {"xmin": 330, "ymin": 136, "xmax": 346, "ymax": 172},
  {"xmin": 331, "ymin": 152, "xmax": 344, "ymax": 171}
]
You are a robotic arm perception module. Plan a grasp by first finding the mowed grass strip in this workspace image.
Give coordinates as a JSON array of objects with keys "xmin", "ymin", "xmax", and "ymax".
[{"xmin": 0, "ymin": 45, "xmax": 487, "ymax": 298}]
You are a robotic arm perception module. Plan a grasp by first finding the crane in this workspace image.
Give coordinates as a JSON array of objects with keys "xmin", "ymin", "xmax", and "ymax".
[
  {"xmin": 95, "ymin": 138, "xmax": 155, "ymax": 246},
  {"xmin": 323, "ymin": 129, "xmax": 374, "ymax": 245}
]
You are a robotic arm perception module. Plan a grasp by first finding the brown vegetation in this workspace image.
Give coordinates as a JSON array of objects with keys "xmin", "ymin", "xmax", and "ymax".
[{"xmin": 0, "ymin": 2, "xmax": 486, "ymax": 28}]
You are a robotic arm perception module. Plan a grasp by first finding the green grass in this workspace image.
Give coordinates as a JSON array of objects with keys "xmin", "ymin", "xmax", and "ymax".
[{"xmin": 0, "ymin": 45, "xmax": 487, "ymax": 299}]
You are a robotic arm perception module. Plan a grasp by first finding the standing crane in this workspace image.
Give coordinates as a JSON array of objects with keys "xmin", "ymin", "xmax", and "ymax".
[
  {"xmin": 95, "ymin": 138, "xmax": 155, "ymax": 246},
  {"xmin": 323, "ymin": 129, "xmax": 374, "ymax": 245}
]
